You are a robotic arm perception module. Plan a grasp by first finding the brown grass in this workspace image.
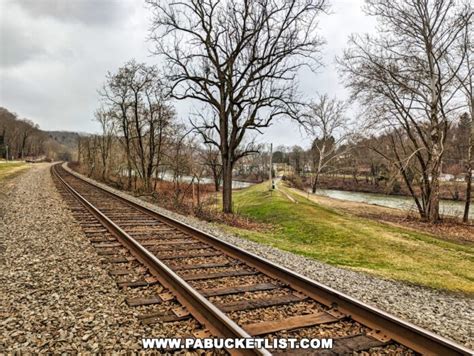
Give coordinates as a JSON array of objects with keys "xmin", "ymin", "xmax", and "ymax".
[{"xmin": 71, "ymin": 163, "xmax": 270, "ymax": 231}]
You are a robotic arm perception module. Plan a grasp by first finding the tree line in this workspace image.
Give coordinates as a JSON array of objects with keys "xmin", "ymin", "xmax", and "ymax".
[
  {"xmin": 339, "ymin": 0, "xmax": 473, "ymax": 222},
  {"xmin": 273, "ymin": 112, "xmax": 472, "ymax": 216},
  {"xmin": 78, "ymin": 0, "xmax": 472, "ymax": 223},
  {"xmin": 0, "ymin": 107, "xmax": 74, "ymax": 161}
]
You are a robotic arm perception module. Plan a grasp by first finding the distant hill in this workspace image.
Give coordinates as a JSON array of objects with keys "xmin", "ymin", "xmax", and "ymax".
[
  {"xmin": 46, "ymin": 131, "xmax": 82, "ymax": 152},
  {"xmin": 0, "ymin": 106, "xmax": 86, "ymax": 161}
]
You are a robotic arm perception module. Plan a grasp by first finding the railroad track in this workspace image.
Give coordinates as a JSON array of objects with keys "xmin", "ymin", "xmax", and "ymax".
[{"xmin": 52, "ymin": 163, "xmax": 472, "ymax": 355}]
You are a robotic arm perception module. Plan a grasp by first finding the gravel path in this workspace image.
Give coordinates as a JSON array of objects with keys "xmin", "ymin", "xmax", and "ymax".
[
  {"xmin": 63, "ymin": 164, "xmax": 474, "ymax": 350},
  {"xmin": 1, "ymin": 163, "xmax": 168, "ymax": 353}
]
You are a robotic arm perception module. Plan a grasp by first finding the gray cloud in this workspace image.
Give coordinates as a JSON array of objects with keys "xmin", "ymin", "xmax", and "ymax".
[
  {"xmin": 13, "ymin": 0, "xmax": 132, "ymax": 26},
  {"xmin": 0, "ymin": 0, "xmax": 375, "ymax": 147},
  {"xmin": 0, "ymin": 18, "xmax": 46, "ymax": 67}
]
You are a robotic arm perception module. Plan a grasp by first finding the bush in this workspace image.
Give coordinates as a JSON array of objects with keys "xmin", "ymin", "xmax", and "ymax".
[
  {"xmin": 391, "ymin": 181, "xmax": 401, "ymax": 194},
  {"xmin": 283, "ymin": 174, "xmax": 304, "ymax": 190}
]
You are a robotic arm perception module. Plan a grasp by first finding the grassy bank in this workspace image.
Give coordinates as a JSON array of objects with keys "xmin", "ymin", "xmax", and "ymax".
[
  {"xmin": 223, "ymin": 181, "xmax": 474, "ymax": 294},
  {"xmin": 0, "ymin": 162, "xmax": 29, "ymax": 183}
]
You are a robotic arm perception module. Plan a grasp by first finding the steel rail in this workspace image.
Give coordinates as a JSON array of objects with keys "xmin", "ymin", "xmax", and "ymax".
[
  {"xmin": 57, "ymin": 163, "xmax": 473, "ymax": 356},
  {"xmin": 52, "ymin": 164, "xmax": 271, "ymax": 356}
]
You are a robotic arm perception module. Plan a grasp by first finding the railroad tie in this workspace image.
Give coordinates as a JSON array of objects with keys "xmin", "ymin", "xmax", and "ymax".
[
  {"xmin": 139, "ymin": 239, "xmax": 196, "ymax": 246},
  {"xmin": 89, "ymin": 238, "xmax": 115, "ymax": 243},
  {"xmin": 199, "ymin": 282, "xmax": 282, "ymax": 297},
  {"xmin": 117, "ymin": 276, "xmax": 160, "ymax": 289},
  {"xmin": 126, "ymin": 292, "xmax": 175, "ymax": 307},
  {"xmin": 150, "ymin": 243, "xmax": 207, "ymax": 252},
  {"xmin": 104, "ymin": 256, "xmax": 135, "ymax": 264},
  {"xmin": 242, "ymin": 309, "xmax": 347, "ymax": 336},
  {"xmin": 93, "ymin": 242, "xmax": 123, "ymax": 248},
  {"xmin": 216, "ymin": 292, "xmax": 307, "ymax": 313},
  {"xmin": 138, "ymin": 307, "xmax": 192, "ymax": 325},
  {"xmin": 108, "ymin": 269, "xmax": 134, "ymax": 276},
  {"xmin": 156, "ymin": 251, "xmax": 222, "ymax": 260},
  {"xmin": 96, "ymin": 249, "xmax": 119, "ymax": 256},
  {"xmin": 181, "ymin": 269, "xmax": 259, "ymax": 281},
  {"xmin": 172, "ymin": 261, "xmax": 242, "ymax": 271}
]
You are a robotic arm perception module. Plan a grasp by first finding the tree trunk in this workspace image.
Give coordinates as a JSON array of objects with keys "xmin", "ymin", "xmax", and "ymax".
[
  {"xmin": 77, "ymin": 138, "xmax": 82, "ymax": 164},
  {"xmin": 352, "ymin": 171, "xmax": 359, "ymax": 184},
  {"xmin": 222, "ymin": 160, "xmax": 233, "ymax": 214},
  {"xmin": 144, "ymin": 167, "xmax": 153, "ymax": 193},
  {"xmin": 21, "ymin": 135, "xmax": 27, "ymax": 159},
  {"xmin": 427, "ymin": 149, "xmax": 442, "ymax": 222},
  {"xmin": 196, "ymin": 178, "xmax": 201, "ymax": 207},
  {"xmin": 126, "ymin": 163, "xmax": 132, "ymax": 190},
  {"xmin": 428, "ymin": 177, "xmax": 440, "ymax": 222},
  {"xmin": 311, "ymin": 173, "xmax": 320, "ymax": 194},
  {"xmin": 214, "ymin": 173, "xmax": 220, "ymax": 192},
  {"xmin": 464, "ymin": 168, "xmax": 472, "ymax": 223}
]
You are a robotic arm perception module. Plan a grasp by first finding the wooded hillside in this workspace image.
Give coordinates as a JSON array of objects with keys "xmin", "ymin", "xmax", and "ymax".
[{"xmin": 0, "ymin": 107, "xmax": 77, "ymax": 161}]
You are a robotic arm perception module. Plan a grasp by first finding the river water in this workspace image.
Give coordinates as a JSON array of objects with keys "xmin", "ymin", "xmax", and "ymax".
[
  {"xmin": 311, "ymin": 188, "xmax": 473, "ymax": 220},
  {"xmin": 120, "ymin": 169, "xmax": 253, "ymax": 189},
  {"xmin": 160, "ymin": 173, "xmax": 253, "ymax": 189}
]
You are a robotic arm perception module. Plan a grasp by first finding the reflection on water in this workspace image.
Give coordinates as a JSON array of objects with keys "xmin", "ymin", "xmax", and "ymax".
[
  {"xmin": 161, "ymin": 173, "xmax": 253, "ymax": 189},
  {"xmin": 120, "ymin": 169, "xmax": 253, "ymax": 189},
  {"xmin": 311, "ymin": 188, "xmax": 473, "ymax": 220}
]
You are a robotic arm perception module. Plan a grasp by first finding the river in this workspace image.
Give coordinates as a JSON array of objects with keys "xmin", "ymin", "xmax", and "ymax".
[
  {"xmin": 160, "ymin": 173, "xmax": 253, "ymax": 189},
  {"xmin": 120, "ymin": 169, "xmax": 253, "ymax": 189},
  {"xmin": 311, "ymin": 188, "xmax": 473, "ymax": 220}
]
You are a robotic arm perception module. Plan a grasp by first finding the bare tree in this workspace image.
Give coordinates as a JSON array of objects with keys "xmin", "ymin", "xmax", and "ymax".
[
  {"xmin": 452, "ymin": 22, "xmax": 473, "ymax": 222},
  {"xmin": 100, "ymin": 65, "xmax": 134, "ymax": 189},
  {"xmin": 78, "ymin": 135, "xmax": 100, "ymax": 177},
  {"xmin": 459, "ymin": 112, "xmax": 473, "ymax": 222},
  {"xmin": 202, "ymin": 144, "xmax": 222, "ymax": 192},
  {"xmin": 339, "ymin": 0, "xmax": 472, "ymax": 222},
  {"xmin": 289, "ymin": 146, "xmax": 305, "ymax": 176},
  {"xmin": 147, "ymin": 0, "xmax": 328, "ymax": 213},
  {"xmin": 165, "ymin": 126, "xmax": 195, "ymax": 205},
  {"xmin": 126, "ymin": 61, "xmax": 155, "ymax": 192},
  {"xmin": 0, "ymin": 108, "xmax": 49, "ymax": 160},
  {"xmin": 305, "ymin": 94, "xmax": 351, "ymax": 193},
  {"xmin": 100, "ymin": 60, "xmax": 174, "ymax": 193},
  {"xmin": 126, "ymin": 62, "xmax": 173, "ymax": 192},
  {"xmin": 95, "ymin": 109, "xmax": 116, "ymax": 181}
]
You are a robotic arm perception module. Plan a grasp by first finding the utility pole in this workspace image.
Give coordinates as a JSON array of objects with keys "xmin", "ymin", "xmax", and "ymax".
[
  {"xmin": 464, "ymin": 106, "xmax": 473, "ymax": 223},
  {"xmin": 269, "ymin": 143, "xmax": 274, "ymax": 190}
]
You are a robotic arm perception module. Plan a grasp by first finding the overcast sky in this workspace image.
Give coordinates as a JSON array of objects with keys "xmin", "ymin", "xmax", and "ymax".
[{"xmin": 0, "ymin": 0, "xmax": 376, "ymax": 147}]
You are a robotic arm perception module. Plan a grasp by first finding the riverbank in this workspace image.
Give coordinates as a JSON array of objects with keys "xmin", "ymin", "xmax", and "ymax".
[
  {"xmin": 227, "ymin": 182, "xmax": 473, "ymax": 294},
  {"xmin": 288, "ymin": 186, "xmax": 474, "ymax": 244},
  {"xmin": 297, "ymin": 175, "xmax": 472, "ymax": 202},
  {"xmin": 307, "ymin": 187, "xmax": 473, "ymax": 221}
]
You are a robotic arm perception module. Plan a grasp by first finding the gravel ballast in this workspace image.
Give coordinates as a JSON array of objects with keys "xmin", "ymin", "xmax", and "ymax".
[
  {"xmin": 0, "ymin": 164, "xmax": 181, "ymax": 353},
  {"xmin": 63, "ymin": 163, "xmax": 474, "ymax": 350}
]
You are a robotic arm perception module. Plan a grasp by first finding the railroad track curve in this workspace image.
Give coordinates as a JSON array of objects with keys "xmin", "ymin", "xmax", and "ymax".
[{"xmin": 51, "ymin": 163, "xmax": 472, "ymax": 355}]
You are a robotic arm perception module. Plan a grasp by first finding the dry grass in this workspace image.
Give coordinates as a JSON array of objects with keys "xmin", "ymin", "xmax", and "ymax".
[
  {"xmin": 288, "ymin": 187, "xmax": 474, "ymax": 244},
  {"xmin": 0, "ymin": 162, "xmax": 29, "ymax": 191},
  {"xmin": 224, "ymin": 181, "xmax": 474, "ymax": 294}
]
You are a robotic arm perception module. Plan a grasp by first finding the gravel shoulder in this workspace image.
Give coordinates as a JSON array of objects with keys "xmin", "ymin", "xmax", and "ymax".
[
  {"xmin": 0, "ymin": 163, "xmax": 153, "ymax": 352},
  {"xmin": 64, "ymin": 163, "xmax": 474, "ymax": 349}
]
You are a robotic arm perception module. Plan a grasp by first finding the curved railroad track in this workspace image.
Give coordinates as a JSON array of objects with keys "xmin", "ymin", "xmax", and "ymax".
[{"xmin": 51, "ymin": 163, "xmax": 472, "ymax": 355}]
